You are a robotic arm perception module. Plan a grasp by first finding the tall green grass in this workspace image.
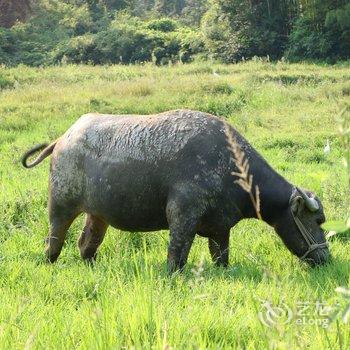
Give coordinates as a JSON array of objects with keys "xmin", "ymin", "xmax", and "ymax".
[{"xmin": 0, "ymin": 61, "xmax": 349, "ymax": 349}]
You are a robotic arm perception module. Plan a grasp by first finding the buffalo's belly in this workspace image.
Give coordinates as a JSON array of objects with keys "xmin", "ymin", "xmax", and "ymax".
[
  {"xmin": 82, "ymin": 159, "xmax": 169, "ymax": 231},
  {"xmin": 97, "ymin": 204, "xmax": 168, "ymax": 232},
  {"xmin": 95, "ymin": 192, "xmax": 168, "ymax": 231}
]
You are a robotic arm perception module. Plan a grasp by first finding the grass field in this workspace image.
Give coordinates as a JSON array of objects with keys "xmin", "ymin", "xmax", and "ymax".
[{"xmin": 0, "ymin": 61, "xmax": 350, "ymax": 349}]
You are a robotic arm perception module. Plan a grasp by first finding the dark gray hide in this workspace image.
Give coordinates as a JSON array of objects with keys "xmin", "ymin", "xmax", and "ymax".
[{"xmin": 22, "ymin": 110, "xmax": 330, "ymax": 270}]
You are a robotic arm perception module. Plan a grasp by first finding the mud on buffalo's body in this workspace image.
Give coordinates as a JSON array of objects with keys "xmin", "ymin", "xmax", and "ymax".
[{"xmin": 22, "ymin": 109, "xmax": 329, "ymax": 270}]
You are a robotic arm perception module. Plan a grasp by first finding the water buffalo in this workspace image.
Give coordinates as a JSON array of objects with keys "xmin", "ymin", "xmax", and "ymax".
[{"xmin": 22, "ymin": 110, "xmax": 329, "ymax": 271}]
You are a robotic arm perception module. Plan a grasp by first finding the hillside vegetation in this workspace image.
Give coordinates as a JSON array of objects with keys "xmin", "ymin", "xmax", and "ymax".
[
  {"xmin": 1, "ymin": 0, "xmax": 349, "ymax": 66},
  {"xmin": 0, "ymin": 61, "xmax": 350, "ymax": 348}
]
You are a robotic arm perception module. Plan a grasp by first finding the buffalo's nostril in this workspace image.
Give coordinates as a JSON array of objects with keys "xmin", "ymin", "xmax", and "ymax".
[
  {"xmin": 304, "ymin": 248, "xmax": 330, "ymax": 267},
  {"xmin": 319, "ymin": 248, "xmax": 330, "ymax": 262}
]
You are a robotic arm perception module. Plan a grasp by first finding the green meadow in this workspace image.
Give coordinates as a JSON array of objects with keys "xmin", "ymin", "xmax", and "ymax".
[{"xmin": 0, "ymin": 61, "xmax": 350, "ymax": 349}]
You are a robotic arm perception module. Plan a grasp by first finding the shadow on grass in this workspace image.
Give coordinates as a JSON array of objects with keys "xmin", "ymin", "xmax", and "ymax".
[
  {"xmin": 151, "ymin": 254, "xmax": 349, "ymax": 292},
  {"xmin": 148, "ymin": 260, "xmax": 264, "ymax": 285},
  {"xmin": 29, "ymin": 247, "xmax": 349, "ymax": 292},
  {"xmin": 302, "ymin": 255, "xmax": 350, "ymax": 287}
]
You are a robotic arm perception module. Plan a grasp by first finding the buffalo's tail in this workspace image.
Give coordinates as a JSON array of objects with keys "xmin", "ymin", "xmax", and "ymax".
[{"xmin": 21, "ymin": 141, "xmax": 57, "ymax": 168}]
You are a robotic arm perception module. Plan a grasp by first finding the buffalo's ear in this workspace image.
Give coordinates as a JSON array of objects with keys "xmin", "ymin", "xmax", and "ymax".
[{"xmin": 290, "ymin": 196, "xmax": 304, "ymax": 215}]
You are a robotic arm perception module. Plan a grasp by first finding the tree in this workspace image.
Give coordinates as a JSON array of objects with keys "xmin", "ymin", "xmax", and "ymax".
[
  {"xmin": 102, "ymin": 0, "xmax": 129, "ymax": 11},
  {"xmin": 0, "ymin": 0, "xmax": 32, "ymax": 28},
  {"xmin": 154, "ymin": 0, "xmax": 186, "ymax": 16},
  {"xmin": 286, "ymin": 0, "xmax": 350, "ymax": 60},
  {"xmin": 181, "ymin": 0, "xmax": 208, "ymax": 26},
  {"xmin": 202, "ymin": 0, "xmax": 296, "ymax": 62}
]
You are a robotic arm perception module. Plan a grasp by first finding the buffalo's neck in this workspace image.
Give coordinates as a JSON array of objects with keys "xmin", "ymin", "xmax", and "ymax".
[{"xmin": 233, "ymin": 150, "xmax": 294, "ymax": 225}]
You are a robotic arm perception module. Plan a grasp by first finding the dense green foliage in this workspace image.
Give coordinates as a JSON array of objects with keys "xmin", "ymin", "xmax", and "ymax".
[
  {"xmin": 287, "ymin": 2, "xmax": 350, "ymax": 61},
  {"xmin": 0, "ymin": 0, "xmax": 348, "ymax": 66},
  {"xmin": 203, "ymin": 0, "xmax": 350, "ymax": 62},
  {"xmin": 202, "ymin": 0, "xmax": 294, "ymax": 62},
  {"xmin": 0, "ymin": 1, "xmax": 205, "ymax": 66},
  {"xmin": 53, "ymin": 15, "xmax": 204, "ymax": 65},
  {"xmin": 0, "ymin": 61, "xmax": 349, "ymax": 348}
]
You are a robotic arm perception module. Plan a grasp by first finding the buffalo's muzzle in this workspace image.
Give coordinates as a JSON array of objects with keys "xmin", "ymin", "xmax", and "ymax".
[{"xmin": 304, "ymin": 247, "xmax": 330, "ymax": 267}]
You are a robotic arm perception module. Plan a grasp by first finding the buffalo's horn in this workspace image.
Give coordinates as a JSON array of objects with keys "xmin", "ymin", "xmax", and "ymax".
[{"xmin": 296, "ymin": 187, "xmax": 319, "ymax": 212}]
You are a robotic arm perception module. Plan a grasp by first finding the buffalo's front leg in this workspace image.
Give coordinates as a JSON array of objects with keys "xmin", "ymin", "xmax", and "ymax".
[
  {"xmin": 166, "ymin": 191, "xmax": 204, "ymax": 273},
  {"xmin": 208, "ymin": 231, "xmax": 230, "ymax": 267},
  {"xmin": 78, "ymin": 214, "xmax": 108, "ymax": 262},
  {"xmin": 167, "ymin": 224, "xmax": 196, "ymax": 273}
]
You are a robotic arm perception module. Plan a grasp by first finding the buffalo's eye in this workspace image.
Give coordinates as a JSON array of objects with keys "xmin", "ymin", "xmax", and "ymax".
[{"xmin": 316, "ymin": 216, "xmax": 325, "ymax": 225}]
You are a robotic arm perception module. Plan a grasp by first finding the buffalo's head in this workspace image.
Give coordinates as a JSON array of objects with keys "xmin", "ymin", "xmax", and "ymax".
[{"xmin": 274, "ymin": 187, "xmax": 330, "ymax": 266}]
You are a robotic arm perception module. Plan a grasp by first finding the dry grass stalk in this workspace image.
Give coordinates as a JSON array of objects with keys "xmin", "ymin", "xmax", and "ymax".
[{"xmin": 224, "ymin": 124, "xmax": 262, "ymax": 220}]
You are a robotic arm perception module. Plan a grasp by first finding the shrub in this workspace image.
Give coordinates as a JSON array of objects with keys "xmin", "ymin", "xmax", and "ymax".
[
  {"xmin": 53, "ymin": 34, "xmax": 101, "ymax": 64},
  {"xmin": 52, "ymin": 16, "xmax": 204, "ymax": 65},
  {"xmin": 146, "ymin": 18, "xmax": 178, "ymax": 32},
  {"xmin": 0, "ymin": 28, "xmax": 16, "ymax": 65},
  {"xmin": 0, "ymin": 74, "xmax": 14, "ymax": 89},
  {"xmin": 285, "ymin": 17, "xmax": 333, "ymax": 61},
  {"xmin": 0, "ymin": 3, "xmax": 204, "ymax": 67}
]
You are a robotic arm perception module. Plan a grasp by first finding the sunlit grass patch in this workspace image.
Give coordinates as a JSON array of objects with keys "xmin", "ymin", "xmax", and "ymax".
[{"xmin": 0, "ymin": 61, "xmax": 349, "ymax": 349}]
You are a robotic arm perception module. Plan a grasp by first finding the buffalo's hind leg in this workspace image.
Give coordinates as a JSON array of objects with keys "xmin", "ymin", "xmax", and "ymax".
[
  {"xmin": 208, "ymin": 230, "xmax": 230, "ymax": 267},
  {"xmin": 45, "ymin": 204, "xmax": 79, "ymax": 263},
  {"xmin": 78, "ymin": 214, "xmax": 108, "ymax": 262}
]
